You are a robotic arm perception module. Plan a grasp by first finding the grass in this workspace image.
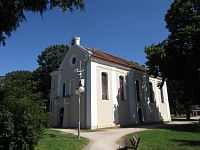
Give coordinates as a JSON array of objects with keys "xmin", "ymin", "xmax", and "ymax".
[
  {"xmin": 171, "ymin": 114, "xmax": 187, "ymax": 119},
  {"xmin": 171, "ymin": 114, "xmax": 199, "ymax": 121},
  {"xmin": 123, "ymin": 124, "xmax": 200, "ymax": 150},
  {"xmin": 35, "ymin": 129, "xmax": 88, "ymax": 150}
]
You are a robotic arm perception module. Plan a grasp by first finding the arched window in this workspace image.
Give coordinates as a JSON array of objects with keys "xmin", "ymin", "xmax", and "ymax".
[
  {"xmin": 69, "ymin": 79, "xmax": 74, "ymax": 96},
  {"xmin": 135, "ymin": 80, "xmax": 140, "ymax": 101},
  {"xmin": 102, "ymin": 72, "xmax": 108, "ymax": 100},
  {"xmin": 149, "ymin": 82, "xmax": 154, "ymax": 102},
  {"xmin": 119, "ymin": 76, "xmax": 125, "ymax": 100},
  {"xmin": 62, "ymin": 83, "xmax": 66, "ymax": 97}
]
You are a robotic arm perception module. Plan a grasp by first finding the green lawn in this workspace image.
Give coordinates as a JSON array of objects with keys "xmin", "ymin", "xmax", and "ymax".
[
  {"xmin": 123, "ymin": 124, "xmax": 200, "ymax": 150},
  {"xmin": 171, "ymin": 114, "xmax": 187, "ymax": 119},
  {"xmin": 35, "ymin": 129, "xmax": 88, "ymax": 150},
  {"xmin": 171, "ymin": 115, "xmax": 198, "ymax": 122}
]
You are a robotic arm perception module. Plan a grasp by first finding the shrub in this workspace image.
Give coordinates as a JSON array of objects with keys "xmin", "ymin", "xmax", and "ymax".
[
  {"xmin": 0, "ymin": 98, "xmax": 48, "ymax": 150},
  {"xmin": 0, "ymin": 106, "xmax": 14, "ymax": 150},
  {"xmin": 0, "ymin": 71, "xmax": 49, "ymax": 149}
]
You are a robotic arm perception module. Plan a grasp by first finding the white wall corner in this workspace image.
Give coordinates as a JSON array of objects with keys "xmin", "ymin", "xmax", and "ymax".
[
  {"xmin": 90, "ymin": 61, "xmax": 98, "ymax": 127},
  {"xmin": 164, "ymin": 82, "xmax": 171, "ymax": 121}
]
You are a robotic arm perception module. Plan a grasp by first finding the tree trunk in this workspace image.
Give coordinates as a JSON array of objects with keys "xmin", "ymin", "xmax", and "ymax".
[{"xmin": 185, "ymin": 104, "xmax": 190, "ymax": 120}]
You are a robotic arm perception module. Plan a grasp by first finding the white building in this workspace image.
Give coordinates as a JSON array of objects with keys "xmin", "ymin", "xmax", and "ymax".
[{"xmin": 50, "ymin": 37, "xmax": 171, "ymax": 129}]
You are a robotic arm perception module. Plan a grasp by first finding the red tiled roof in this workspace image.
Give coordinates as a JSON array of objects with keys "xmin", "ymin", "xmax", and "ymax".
[{"xmin": 86, "ymin": 48, "xmax": 146, "ymax": 72}]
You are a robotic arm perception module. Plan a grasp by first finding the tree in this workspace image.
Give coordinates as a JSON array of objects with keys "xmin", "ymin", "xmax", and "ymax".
[
  {"xmin": 145, "ymin": 44, "xmax": 165, "ymax": 77},
  {"xmin": 164, "ymin": 0, "xmax": 200, "ymax": 81},
  {"xmin": 32, "ymin": 44, "xmax": 69, "ymax": 110},
  {"xmin": 0, "ymin": 0, "xmax": 85, "ymax": 46},
  {"xmin": 3, "ymin": 71, "xmax": 35, "ymax": 100},
  {"xmin": 145, "ymin": 0, "xmax": 200, "ymax": 120},
  {"xmin": 0, "ymin": 106, "xmax": 14, "ymax": 149},
  {"xmin": 0, "ymin": 76, "xmax": 5, "ymax": 100},
  {"xmin": 0, "ymin": 71, "xmax": 48, "ymax": 150}
]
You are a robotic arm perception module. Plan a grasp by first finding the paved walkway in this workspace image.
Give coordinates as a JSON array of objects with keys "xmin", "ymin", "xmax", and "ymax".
[{"xmin": 54, "ymin": 117, "xmax": 200, "ymax": 150}]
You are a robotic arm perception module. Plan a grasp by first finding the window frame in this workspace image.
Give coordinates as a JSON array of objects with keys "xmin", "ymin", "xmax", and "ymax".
[
  {"xmin": 149, "ymin": 82, "xmax": 154, "ymax": 102},
  {"xmin": 101, "ymin": 72, "xmax": 109, "ymax": 100},
  {"xmin": 62, "ymin": 82, "xmax": 66, "ymax": 97},
  {"xmin": 135, "ymin": 79, "xmax": 140, "ymax": 102},
  {"xmin": 119, "ymin": 75, "xmax": 125, "ymax": 100}
]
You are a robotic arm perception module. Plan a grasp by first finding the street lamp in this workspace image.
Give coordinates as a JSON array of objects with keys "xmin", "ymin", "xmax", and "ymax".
[{"xmin": 74, "ymin": 61, "xmax": 85, "ymax": 139}]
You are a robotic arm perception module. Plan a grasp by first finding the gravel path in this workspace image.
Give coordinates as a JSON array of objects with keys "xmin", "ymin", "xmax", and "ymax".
[
  {"xmin": 54, "ymin": 117, "xmax": 200, "ymax": 150},
  {"xmin": 55, "ymin": 124, "xmax": 164, "ymax": 150}
]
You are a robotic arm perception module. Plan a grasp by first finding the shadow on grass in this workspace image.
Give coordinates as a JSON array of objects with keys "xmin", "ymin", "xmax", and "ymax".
[
  {"xmin": 159, "ymin": 124, "xmax": 200, "ymax": 133},
  {"xmin": 119, "ymin": 121, "xmax": 200, "ymax": 135},
  {"xmin": 171, "ymin": 139, "xmax": 200, "ymax": 147},
  {"xmin": 43, "ymin": 132, "xmax": 79, "ymax": 140},
  {"xmin": 49, "ymin": 134, "xmax": 56, "ymax": 137},
  {"xmin": 172, "ymin": 118, "xmax": 198, "ymax": 121}
]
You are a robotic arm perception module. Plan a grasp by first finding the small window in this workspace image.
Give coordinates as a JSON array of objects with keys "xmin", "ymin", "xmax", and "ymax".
[
  {"xmin": 149, "ymin": 82, "xmax": 154, "ymax": 102},
  {"xmin": 62, "ymin": 83, "xmax": 66, "ymax": 97},
  {"xmin": 102, "ymin": 72, "xmax": 108, "ymax": 100},
  {"xmin": 135, "ymin": 80, "xmax": 140, "ymax": 101},
  {"xmin": 119, "ymin": 76, "xmax": 125, "ymax": 100},
  {"xmin": 160, "ymin": 87, "xmax": 164, "ymax": 103},
  {"xmin": 72, "ymin": 57, "xmax": 76, "ymax": 64}
]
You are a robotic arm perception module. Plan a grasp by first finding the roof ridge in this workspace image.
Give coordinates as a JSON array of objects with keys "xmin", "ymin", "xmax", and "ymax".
[{"xmin": 85, "ymin": 47, "xmax": 146, "ymax": 72}]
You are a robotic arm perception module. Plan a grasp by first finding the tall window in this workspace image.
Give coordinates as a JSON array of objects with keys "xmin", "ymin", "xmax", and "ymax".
[
  {"xmin": 160, "ymin": 87, "xmax": 164, "ymax": 103},
  {"xmin": 62, "ymin": 83, "xmax": 66, "ymax": 97},
  {"xmin": 149, "ymin": 82, "xmax": 154, "ymax": 102},
  {"xmin": 102, "ymin": 72, "xmax": 108, "ymax": 100},
  {"xmin": 119, "ymin": 76, "xmax": 125, "ymax": 100},
  {"xmin": 135, "ymin": 80, "xmax": 140, "ymax": 101}
]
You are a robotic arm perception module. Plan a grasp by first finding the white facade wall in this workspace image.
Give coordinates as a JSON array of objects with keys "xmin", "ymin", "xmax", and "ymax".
[
  {"xmin": 149, "ymin": 77, "xmax": 171, "ymax": 122},
  {"xmin": 90, "ymin": 61, "xmax": 98, "ymax": 129}
]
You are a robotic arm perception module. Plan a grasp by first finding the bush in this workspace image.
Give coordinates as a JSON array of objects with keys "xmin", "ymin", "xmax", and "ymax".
[
  {"xmin": 0, "ymin": 71, "xmax": 49, "ymax": 149},
  {"xmin": 0, "ymin": 98, "xmax": 48, "ymax": 150},
  {"xmin": 0, "ymin": 106, "xmax": 14, "ymax": 150}
]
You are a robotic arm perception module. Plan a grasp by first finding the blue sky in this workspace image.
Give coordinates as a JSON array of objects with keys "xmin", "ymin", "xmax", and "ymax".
[{"xmin": 0, "ymin": 0, "xmax": 173, "ymax": 76}]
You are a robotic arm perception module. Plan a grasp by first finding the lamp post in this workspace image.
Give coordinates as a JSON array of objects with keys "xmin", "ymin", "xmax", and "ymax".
[{"xmin": 75, "ymin": 61, "xmax": 85, "ymax": 139}]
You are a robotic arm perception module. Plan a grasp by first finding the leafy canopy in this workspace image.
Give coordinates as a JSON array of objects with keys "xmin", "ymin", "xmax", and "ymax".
[
  {"xmin": 0, "ymin": 0, "xmax": 85, "ymax": 46},
  {"xmin": 145, "ymin": 0, "xmax": 200, "ymax": 118},
  {"xmin": 0, "ymin": 71, "xmax": 48, "ymax": 150},
  {"xmin": 145, "ymin": 44, "xmax": 165, "ymax": 77},
  {"xmin": 164, "ymin": 0, "xmax": 200, "ymax": 80},
  {"xmin": 145, "ymin": 0, "xmax": 200, "ymax": 81},
  {"xmin": 32, "ymin": 44, "xmax": 69, "ymax": 109}
]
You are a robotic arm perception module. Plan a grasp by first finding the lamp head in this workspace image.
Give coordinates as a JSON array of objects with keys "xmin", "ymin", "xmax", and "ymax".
[
  {"xmin": 78, "ymin": 86, "xmax": 85, "ymax": 93},
  {"xmin": 75, "ymin": 86, "xmax": 85, "ymax": 95}
]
